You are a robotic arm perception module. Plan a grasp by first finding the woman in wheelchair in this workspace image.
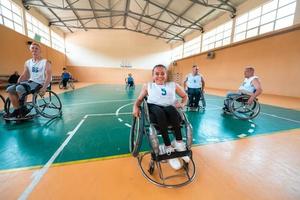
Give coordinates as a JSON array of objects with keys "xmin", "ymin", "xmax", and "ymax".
[{"xmin": 133, "ymin": 64, "xmax": 189, "ymax": 170}]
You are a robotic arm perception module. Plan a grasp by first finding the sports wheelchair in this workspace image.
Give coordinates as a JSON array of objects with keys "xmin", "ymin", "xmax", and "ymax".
[
  {"xmin": 130, "ymin": 99, "xmax": 196, "ymax": 188},
  {"xmin": 59, "ymin": 78, "xmax": 75, "ymax": 90},
  {"xmin": 0, "ymin": 94, "xmax": 5, "ymax": 115},
  {"xmin": 125, "ymin": 81, "xmax": 135, "ymax": 90},
  {"xmin": 223, "ymin": 94, "xmax": 260, "ymax": 120},
  {"xmin": 186, "ymin": 88, "xmax": 206, "ymax": 111},
  {"xmin": 3, "ymin": 84, "xmax": 62, "ymax": 122}
]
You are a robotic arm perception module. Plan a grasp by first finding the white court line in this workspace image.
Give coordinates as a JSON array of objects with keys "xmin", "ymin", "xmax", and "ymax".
[
  {"xmin": 261, "ymin": 112, "xmax": 300, "ymax": 124},
  {"xmin": 19, "ymin": 118, "xmax": 86, "ymax": 200},
  {"xmin": 64, "ymin": 99, "xmax": 135, "ymax": 107},
  {"xmin": 86, "ymin": 112, "xmax": 131, "ymax": 117},
  {"xmin": 115, "ymin": 102, "xmax": 134, "ymax": 116},
  {"xmin": 125, "ymin": 123, "xmax": 131, "ymax": 128},
  {"xmin": 19, "ymin": 111, "xmax": 133, "ymax": 200}
]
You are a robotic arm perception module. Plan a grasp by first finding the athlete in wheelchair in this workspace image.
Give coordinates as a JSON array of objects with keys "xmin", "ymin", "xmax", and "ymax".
[
  {"xmin": 125, "ymin": 73, "xmax": 135, "ymax": 89},
  {"xmin": 131, "ymin": 64, "xmax": 195, "ymax": 187},
  {"xmin": 184, "ymin": 65, "xmax": 206, "ymax": 111},
  {"xmin": 3, "ymin": 42, "xmax": 62, "ymax": 121},
  {"xmin": 59, "ymin": 68, "xmax": 74, "ymax": 90},
  {"xmin": 223, "ymin": 67, "xmax": 262, "ymax": 120}
]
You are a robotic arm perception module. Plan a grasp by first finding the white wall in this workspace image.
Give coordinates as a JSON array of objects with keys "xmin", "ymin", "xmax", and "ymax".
[{"xmin": 65, "ymin": 30, "xmax": 171, "ymax": 69}]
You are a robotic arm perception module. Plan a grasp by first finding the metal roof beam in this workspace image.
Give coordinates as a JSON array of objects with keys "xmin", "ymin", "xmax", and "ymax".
[
  {"xmin": 190, "ymin": 0, "xmax": 236, "ymax": 14},
  {"xmin": 146, "ymin": 0, "xmax": 172, "ymax": 34},
  {"xmin": 108, "ymin": 0, "xmax": 113, "ymax": 27},
  {"xmin": 88, "ymin": 0, "xmax": 100, "ymax": 28},
  {"xmin": 144, "ymin": 0, "xmax": 202, "ymax": 29},
  {"xmin": 65, "ymin": 0, "xmax": 87, "ymax": 31},
  {"xmin": 135, "ymin": 1, "xmax": 149, "ymax": 31},
  {"xmin": 129, "ymin": 15, "xmax": 183, "ymax": 40},
  {"xmin": 50, "ymin": 14, "xmax": 124, "ymax": 24},
  {"xmin": 29, "ymin": 0, "xmax": 73, "ymax": 33},
  {"xmin": 51, "ymin": 24, "xmax": 182, "ymax": 41},
  {"xmin": 167, "ymin": 7, "xmax": 218, "ymax": 43},
  {"xmin": 123, "ymin": 0, "xmax": 130, "ymax": 27},
  {"xmin": 158, "ymin": 2, "xmax": 199, "ymax": 39}
]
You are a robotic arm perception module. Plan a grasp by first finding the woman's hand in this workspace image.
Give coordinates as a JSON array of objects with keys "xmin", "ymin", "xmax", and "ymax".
[
  {"xmin": 175, "ymin": 101, "xmax": 184, "ymax": 109},
  {"xmin": 133, "ymin": 106, "xmax": 140, "ymax": 118}
]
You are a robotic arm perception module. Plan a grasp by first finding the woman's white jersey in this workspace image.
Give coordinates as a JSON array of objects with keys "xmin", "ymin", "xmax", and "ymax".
[
  {"xmin": 26, "ymin": 58, "xmax": 47, "ymax": 85},
  {"xmin": 147, "ymin": 82, "xmax": 176, "ymax": 106}
]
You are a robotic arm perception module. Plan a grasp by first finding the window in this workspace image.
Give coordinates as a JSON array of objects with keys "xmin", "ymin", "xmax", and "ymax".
[
  {"xmin": 26, "ymin": 12, "xmax": 50, "ymax": 46},
  {"xmin": 183, "ymin": 36, "xmax": 201, "ymax": 58},
  {"xmin": 171, "ymin": 45, "xmax": 183, "ymax": 61},
  {"xmin": 0, "ymin": 0, "xmax": 24, "ymax": 34},
  {"xmin": 234, "ymin": 0, "xmax": 297, "ymax": 42},
  {"xmin": 202, "ymin": 20, "xmax": 233, "ymax": 52},
  {"xmin": 51, "ymin": 30, "xmax": 65, "ymax": 53}
]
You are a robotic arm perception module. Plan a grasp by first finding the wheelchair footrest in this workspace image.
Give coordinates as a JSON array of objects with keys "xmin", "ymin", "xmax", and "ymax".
[
  {"xmin": 3, "ymin": 115, "xmax": 35, "ymax": 121},
  {"xmin": 151, "ymin": 150, "xmax": 191, "ymax": 162}
]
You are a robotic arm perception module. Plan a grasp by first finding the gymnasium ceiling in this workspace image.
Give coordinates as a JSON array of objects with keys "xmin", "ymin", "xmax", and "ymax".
[{"xmin": 23, "ymin": 0, "xmax": 247, "ymax": 42}]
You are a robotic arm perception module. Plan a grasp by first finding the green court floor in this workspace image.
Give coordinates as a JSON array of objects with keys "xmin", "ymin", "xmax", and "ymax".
[{"xmin": 0, "ymin": 84, "xmax": 300, "ymax": 171}]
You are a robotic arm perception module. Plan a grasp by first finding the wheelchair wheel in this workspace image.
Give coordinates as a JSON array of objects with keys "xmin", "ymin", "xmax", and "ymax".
[
  {"xmin": 69, "ymin": 81, "xmax": 75, "ymax": 89},
  {"xmin": 129, "ymin": 115, "xmax": 144, "ymax": 157},
  {"xmin": 4, "ymin": 97, "xmax": 12, "ymax": 115},
  {"xmin": 229, "ymin": 96, "xmax": 260, "ymax": 120},
  {"xmin": 0, "ymin": 95, "xmax": 6, "ymax": 115},
  {"xmin": 33, "ymin": 90, "xmax": 62, "ymax": 118},
  {"xmin": 59, "ymin": 81, "xmax": 63, "ymax": 89}
]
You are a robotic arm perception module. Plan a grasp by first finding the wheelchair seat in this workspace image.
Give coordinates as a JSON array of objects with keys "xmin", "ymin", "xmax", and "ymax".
[
  {"xmin": 129, "ymin": 99, "xmax": 196, "ymax": 188},
  {"xmin": 225, "ymin": 93, "xmax": 260, "ymax": 120}
]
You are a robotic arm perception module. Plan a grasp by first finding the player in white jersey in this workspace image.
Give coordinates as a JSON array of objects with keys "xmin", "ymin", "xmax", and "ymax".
[
  {"xmin": 184, "ymin": 65, "xmax": 206, "ymax": 109},
  {"xmin": 6, "ymin": 42, "xmax": 52, "ymax": 118},
  {"xmin": 133, "ymin": 64, "xmax": 188, "ymax": 170},
  {"xmin": 223, "ymin": 67, "xmax": 262, "ymax": 111}
]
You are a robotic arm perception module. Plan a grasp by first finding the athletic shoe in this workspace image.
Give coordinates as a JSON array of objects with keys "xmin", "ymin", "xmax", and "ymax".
[
  {"xmin": 172, "ymin": 140, "xmax": 190, "ymax": 163},
  {"xmin": 4, "ymin": 109, "xmax": 20, "ymax": 118},
  {"xmin": 20, "ymin": 106, "xmax": 31, "ymax": 117},
  {"xmin": 222, "ymin": 107, "xmax": 231, "ymax": 114},
  {"xmin": 161, "ymin": 145, "xmax": 182, "ymax": 170}
]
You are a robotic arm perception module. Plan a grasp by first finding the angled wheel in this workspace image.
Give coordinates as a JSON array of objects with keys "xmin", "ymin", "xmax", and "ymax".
[
  {"xmin": 0, "ymin": 95, "xmax": 5, "ymax": 114},
  {"xmin": 33, "ymin": 90, "xmax": 62, "ymax": 118},
  {"xmin": 58, "ymin": 81, "xmax": 63, "ymax": 89},
  {"xmin": 129, "ymin": 114, "xmax": 144, "ymax": 157},
  {"xmin": 69, "ymin": 81, "xmax": 75, "ymax": 89},
  {"xmin": 4, "ymin": 97, "xmax": 12, "ymax": 115},
  {"xmin": 229, "ymin": 95, "xmax": 260, "ymax": 120}
]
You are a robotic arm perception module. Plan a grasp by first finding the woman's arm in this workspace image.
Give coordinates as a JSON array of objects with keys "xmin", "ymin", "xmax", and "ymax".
[
  {"xmin": 133, "ymin": 84, "xmax": 148, "ymax": 117},
  {"xmin": 175, "ymin": 83, "xmax": 188, "ymax": 108}
]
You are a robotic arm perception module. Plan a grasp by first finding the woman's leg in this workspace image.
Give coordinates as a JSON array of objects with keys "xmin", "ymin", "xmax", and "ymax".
[
  {"xmin": 164, "ymin": 106, "xmax": 182, "ymax": 141},
  {"xmin": 148, "ymin": 104, "xmax": 171, "ymax": 146}
]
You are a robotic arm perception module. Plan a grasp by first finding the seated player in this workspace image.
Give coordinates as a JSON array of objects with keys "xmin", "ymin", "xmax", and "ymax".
[
  {"xmin": 5, "ymin": 42, "xmax": 51, "ymax": 118},
  {"xmin": 61, "ymin": 67, "xmax": 72, "ymax": 89},
  {"xmin": 184, "ymin": 65, "xmax": 206, "ymax": 109},
  {"xmin": 133, "ymin": 64, "xmax": 189, "ymax": 170},
  {"xmin": 125, "ymin": 73, "xmax": 135, "ymax": 89},
  {"xmin": 223, "ymin": 66, "xmax": 262, "ymax": 112}
]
